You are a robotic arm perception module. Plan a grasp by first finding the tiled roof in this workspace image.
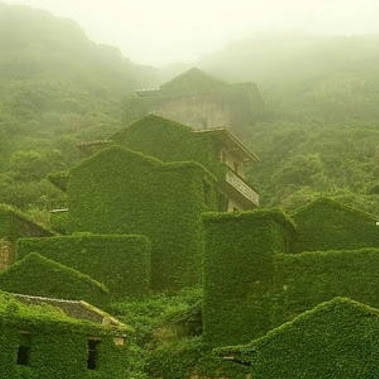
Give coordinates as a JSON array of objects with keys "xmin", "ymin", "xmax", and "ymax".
[{"xmin": 13, "ymin": 294, "xmax": 128, "ymax": 329}]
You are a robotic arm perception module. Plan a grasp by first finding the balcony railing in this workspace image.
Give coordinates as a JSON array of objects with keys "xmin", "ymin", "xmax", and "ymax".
[{"xmin": 225, "ymin": 170, "xmax": 260, "ymax": 207}]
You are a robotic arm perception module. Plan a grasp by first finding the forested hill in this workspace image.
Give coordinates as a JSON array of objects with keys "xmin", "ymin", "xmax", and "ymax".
[
  {"xmin": 1, "ymin": 4, "xmax": 379, "ymax": 220},
  {"xmin": 199, "ymin": 33, "xmax": 379, "ymax": 215},
  {"xmin": 0, "ymin": 3, "xmax": 159, "ymax": 217},
  {"xmin": 200, "ymin": 33, "xmax": 379, "ymax": 122}
]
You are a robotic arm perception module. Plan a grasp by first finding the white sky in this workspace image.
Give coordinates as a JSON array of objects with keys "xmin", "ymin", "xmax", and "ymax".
[{"xmin": 5, "ymin": 0, "xmax": 379, "ymax": 65}]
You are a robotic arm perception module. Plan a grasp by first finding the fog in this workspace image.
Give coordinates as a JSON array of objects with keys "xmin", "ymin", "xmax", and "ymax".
[{"xmin": 5, "ymin": 0, "xmax": 379, "ymax": 65}]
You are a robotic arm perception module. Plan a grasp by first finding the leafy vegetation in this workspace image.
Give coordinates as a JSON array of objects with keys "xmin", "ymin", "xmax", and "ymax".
[
  {"xmin": 200, "ymin": 33, "xmax": 379, "ymax": 215},
  {"xmin": 0, "ymin": 3, "xmax": 158, "ymax": 220},
  {"xmin": 68, "ymin": 145, "xmax": 217, "ymax": 291},
  {"xmin": 2, "ymin": 4, "xmax": 379, "ymax": 378}
]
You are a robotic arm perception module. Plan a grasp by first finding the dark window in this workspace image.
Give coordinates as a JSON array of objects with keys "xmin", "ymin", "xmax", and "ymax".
[
  {"xmin": 17, "ymin": 333, "xmax": 31, "ymax": 366},
  {"xmin": 17, "ymin": 346, "xmax": 30, "ymax": 366},
  {"xmin": 87, "ymin": 339, "xmax": 100, "ymax": 370}
]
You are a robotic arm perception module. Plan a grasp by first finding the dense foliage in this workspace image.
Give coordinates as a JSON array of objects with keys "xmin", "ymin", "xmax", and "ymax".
[
  {"xmin": 0, "ymin": 3, "xmax": 159, "ymax": 218},
  {"xmin": 3, "ymin": 4, "xmax": 379, "ymax": 378},
  {"xmin": 17, "ymin": 234, "xmax": 151, "ymax": 299},
  {"xmin": 199, "ymin": 33, "xmax": 379, "ymax": 215}
]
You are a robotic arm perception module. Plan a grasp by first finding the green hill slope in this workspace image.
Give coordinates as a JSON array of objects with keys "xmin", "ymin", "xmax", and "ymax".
[{"xmin": 0, "ymin": 3, "xmax": 159, "ymax": 215}]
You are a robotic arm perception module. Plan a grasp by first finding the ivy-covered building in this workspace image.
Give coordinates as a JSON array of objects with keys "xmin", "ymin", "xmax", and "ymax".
[
  {"xmin": 0, "ymin": 291, "xmax": 133, "ymax": 378},
  {"xmin": 218, "ymin": 297, "xmax": 379, "ymax": 378},
  {"xmin": 0, "ymin": 204, "xmax": 53, "ymax": 270},
  {"xmin": 125, "ymin": 67, "xmax": 265, "ymax": 135},
  {"xmin": 202, "ymin": 198, "xmax": 379, "ymax": 347},
  {"xmin": 78, "ymin": 115, "xmax": 260, "ymax": 210},
  {"xmin": 67, "ymin": 146, "xmax": 218, "ymax": 291}
]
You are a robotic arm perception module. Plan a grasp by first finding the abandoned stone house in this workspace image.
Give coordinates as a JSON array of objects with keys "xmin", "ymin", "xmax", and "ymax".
[
  {"xmin": 0, "ymin": 292, "xmax": 132, "ymax": 378},
  {"xmin": 125, "ymin": 67, "xmax": 265, "ymax": 134}
]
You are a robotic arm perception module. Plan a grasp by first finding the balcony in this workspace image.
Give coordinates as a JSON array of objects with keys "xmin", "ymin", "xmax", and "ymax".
[{"xmin": 225, "ymin": 170, "xmax": 260, "ymax": 208}]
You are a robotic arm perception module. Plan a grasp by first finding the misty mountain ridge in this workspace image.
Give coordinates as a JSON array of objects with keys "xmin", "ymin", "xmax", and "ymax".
[
  {"xmin": 1, "ymin": 3, "xmax": 379, "ymax": 217},
  {"xmin": 199, "ymin": 32, "xmax": 379, "ymax": 121}
]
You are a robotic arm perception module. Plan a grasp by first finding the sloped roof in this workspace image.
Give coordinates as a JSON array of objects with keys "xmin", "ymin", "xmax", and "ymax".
[
  {"xmin": 113, "ymin": 115, "xmax": 258, "ymax": 164},
  {"xmin": 0, "ymin": 291, "xmax": 127, "ymax": 334},
  {"xmin": 193, "ymin": 128, "xmax": 259, "ymax": 163},
  {"xmin": 217, "ymin": 297, "xmax": 379, "ymax": 376},
  {"xmin": 159, "ymin": 67, "xmax": 227, "ymax": 95},
  {"xmin": 292, "ymin": 197, "xmax": 377, "ymax": 222},
  {"xmin": 0, "ymin": 203, "xmax": 55, "ymax": 238},
  {"xmin": 14, "ymin": 294, "xmax": 128, "ymax": 329},
  {"xmin": 0, "ymin": 253, "xmax": 109, "ymax": 304}
]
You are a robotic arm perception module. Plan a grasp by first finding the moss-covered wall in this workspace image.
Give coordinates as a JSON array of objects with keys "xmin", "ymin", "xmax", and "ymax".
[
  {"xmin": 218, "ymin": 298, "xmax": 379, "ymax": 379},
  {"xmin": 67, "ymin": 146, "xmax": 219, "ymax": 291},
  {"xmin": 17, "ymin": 234, "xmax": 150, "ymax": 299},
  {"xmin": 203, "ymin": 206, "xmax": 379, "ymax": 348},
  {"xmin": 270, "ymin": 247, "xmax": 379, "ymax": 329},
  {"xmin": 0, "ymin": 253, "xmax": 109, "ymax": 306},
  {"xmin": 202, "ymin": 210, "xmax": 295, "ymax": 347},
  {"xmin": 291, "ymin": 198, "xmax": 379, "ymax": 253},
  {"xmin": 0, "ymin": 292, "xmax": 133, "ymax": 379}
]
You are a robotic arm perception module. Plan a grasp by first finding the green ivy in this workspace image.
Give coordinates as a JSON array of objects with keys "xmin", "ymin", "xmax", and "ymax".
[
  {"xmin": 217, "ymin": 298, "xmax": 379, "ymax": 378},
  {"xmin": 291, "ymin": 197, "xmax": 379, "ymax": 252},
  {"xmin": 202, "ymin": 209, "xmax": 295, "ymax": 346},
  {"xmin": 67, "ymin": 145, "xmax": 219, "ymax": 291},
  {"xmin": 0, "ymin": 253, "xmax": 109, "ymax": 306},
  {"xmin": 17, "ymin": 234, "xmax": 150, "ymax": 299}
]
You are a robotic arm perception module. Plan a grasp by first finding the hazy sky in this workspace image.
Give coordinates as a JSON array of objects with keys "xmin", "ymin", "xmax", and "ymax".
[{"xmin": 6, "ymin": 0, "xmax": 379, "ymax": 65}]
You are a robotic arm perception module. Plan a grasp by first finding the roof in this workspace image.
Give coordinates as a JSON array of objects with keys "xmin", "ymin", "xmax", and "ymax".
[
  {"xmin": 159, "ymin": 67, "xmax": 226, "ymax": 95},
  {"xmin": 216, "ymin": 297, "xmax": 379, "ymax": 363},
  {"xmin": 13, "ymin": 294, "xmax": 129, "ymax": 330},
  {"xmin": 291, "ymin": 197, "xmax": 377, "ymax": 222},
  {"xmin": 193, "ymin": 128, "xmax": 259, "ymax": 163},
  {"xmin": 0, "ymin": 203, "xmax": 55, "ymax": 237}
]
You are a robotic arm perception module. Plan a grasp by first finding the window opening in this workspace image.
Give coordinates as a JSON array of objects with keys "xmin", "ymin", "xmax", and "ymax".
[
  {"xmin": 17, "ymin": 332, "xmax": 31, "ymax": 366},
  {"xmin": 87, "ymin": 339, "xmax": 100, "ymax": 370}
]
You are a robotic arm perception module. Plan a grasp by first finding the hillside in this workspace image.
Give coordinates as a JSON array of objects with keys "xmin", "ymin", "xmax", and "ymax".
[
  {"xmin": 0, "ymin": 3, "xmax": 159, "ymax": 217},
  {"xmin": 199, "ymin": 33, "xmax": 379, "ymax": 215}
]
